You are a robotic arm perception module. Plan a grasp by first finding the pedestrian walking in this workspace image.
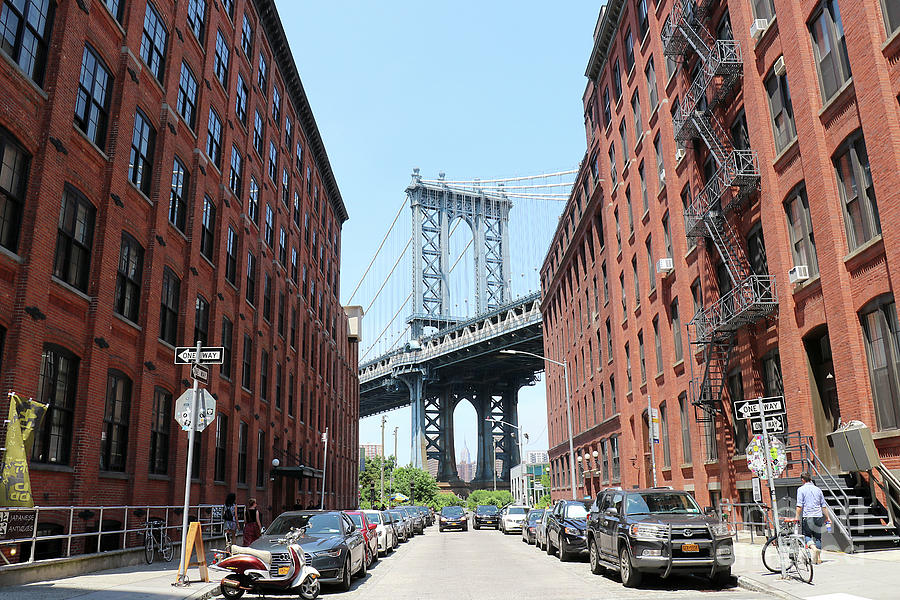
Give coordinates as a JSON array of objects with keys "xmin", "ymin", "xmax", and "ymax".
[
  {"xmin": 223, "ymin": 492, "xmax": 237, "ymax": 549},
  {"xmin": 243, "ymin": 497, "xmax": 263, "ymax": 546},
  {"xmin": 795, "ymin": 472, "xmax": 832, "ymax": 563}
]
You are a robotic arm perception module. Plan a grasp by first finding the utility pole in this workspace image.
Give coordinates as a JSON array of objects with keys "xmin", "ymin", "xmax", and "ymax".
[
  {"xmin": 176, "ymin": 340, "xmax": 202, "ymax": 585},
  {"xmin": 320, "ymin": 428, "xmax": 328, "ymax": 510},
  {"xmin": 391, "ymin": 426, "xmax": 399, "ymax": 500},
  {"xmin": 380, "ymin": 415, "xmax": 386, "ymax": 507}
]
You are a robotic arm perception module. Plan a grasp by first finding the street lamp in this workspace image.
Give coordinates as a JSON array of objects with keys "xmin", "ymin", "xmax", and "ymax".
[
  {"xmin": 485, "ymin": 417, "xmax": 528, "ymax": 500},
  {"xmin": 500, "ymin": 348, "xmax": 577, "ymax": 500}
]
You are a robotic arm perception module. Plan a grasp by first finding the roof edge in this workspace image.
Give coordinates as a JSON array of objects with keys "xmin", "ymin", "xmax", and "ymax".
[{"xmin": 584, "ymin": 0, "xmax": 626, "ymax": 81}]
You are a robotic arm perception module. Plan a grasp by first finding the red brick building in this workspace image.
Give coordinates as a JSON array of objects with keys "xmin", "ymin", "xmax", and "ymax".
[
  {"xmin": 541, "ymin": 0, "xmax": 900, "ymax": 512},
  {"xmin": 0, "ymin": 0, "xmax": 359, "ymax": 524}
]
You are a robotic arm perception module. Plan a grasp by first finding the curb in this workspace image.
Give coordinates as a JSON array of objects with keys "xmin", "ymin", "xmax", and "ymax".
[
  {"xmin": 736, "ymin": 575, "xmax": 803, "ymax": 600},
  {"xmin": 184, "ymin": 583, "xmax": 221, "ymax": 600}
]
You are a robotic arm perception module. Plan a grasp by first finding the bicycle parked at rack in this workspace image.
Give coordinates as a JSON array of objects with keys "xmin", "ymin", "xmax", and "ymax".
[
  {"xmin": 761, "ymin": 518, "xmax": 813, "ymax": 583},
  {"xmin": 144, "ymin": 518, "xmax": 174, "ymax": 564}
]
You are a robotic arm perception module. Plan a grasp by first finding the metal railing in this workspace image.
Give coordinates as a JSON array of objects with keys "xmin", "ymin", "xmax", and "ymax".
[
  {"xmin": 718, "ymin": 500, "xmax": 773, "ymax": 544},
  {"xmin": 684, "ymin": 151, "xmax": 759, "ymax": 238},
  {"xmin": 0, "ymin": 503, "xmax": 241, "ymax": 567},
  {"xmin": 690, "ymin": 275, "xmax": 777, "ymax": 344}
]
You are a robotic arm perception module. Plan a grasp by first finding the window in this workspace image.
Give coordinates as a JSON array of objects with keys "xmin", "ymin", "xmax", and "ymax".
[
  {"xmin": 612, "ymin": 59, "xmax": 622, "ymax": 101},
  {"xmin": 256, "ymin": 431, "xmax": 266, "ymax": 487},
  {"xmin": 0, "ymin": 129, "xmax": 29, "ymax": 253},
  {"xmin": 834, "ymin": 133, "xmax": 880, "ymax": 251},
  {"xmin": 883, "ymin": 0, "xmax": 900, "ymax": 35},
  {"xmin": 160, "ymin": 268, "xmax": 180, "ymax": 345},
  {"xmin": 653, "ymin": 317, "xmax": 663, "ymax": 374},
  {"xmin": 241, "ymin": 13, "xmax": 253, "ymax": 56},
  {"xmin": 619, "ymin": 121, "xmax": 629, "ymax": 162},
  {"xmin": 115, "ymin": 233, "xmax": 143, "ymax": 323},
  {"xmin": 746, "ymin": 223, "xmax": 769, "ymax": 276},
  {"xmin": 620, "ymin": 271, "xmax": 626, "ymax": 313},
  {"xmin": 602, "ymin": 87, "xmax": 611, "ymax": 126},
  {"xmin": 610, "ymin": 375, "xmax": 617, "ymax": 413},
  {"xmin": 285, "ymin": 116, "xmax": 293, "ymax": 147},
  {"xmin": 861, "ymin": 298, "xmax": 900, "ymax": 430},
  {"xmin": 765, "ymin": 70, "xmax": 796, "ymax": 153},
  {"xmin": 290, "ymin": 307, "xmax": 297, "ymax": 348},
  {"xmin": 234, "ymin": 75, "xmax": 249, "ymax": 126},
  {"xmin": 169, "ymin": 156, "xmax": 189, "ymax": 232},
  {"xmin": 730, "ymin": 110, "xmax": 750, "ymax": 151},
  {"xmin": 75, "ymin": 46, "xmax": 112, "ymax": 149},
  {"xmin": 187, "ymin": 0, "xmax": 205, "ymax": 42},
  {"xmin": 671, "ymin": 300, "xmax": 683, "ymax": 363},
  {"xmin": 282, "ymin": 168, "xmax": 290, "ymax": 206},
  {"xmin": 762, "ymin": 351, "xmax": 784, "ymax": 397},
  {"xmin": 609, "ymin": 145, "xmax": 617, "ymax": 188},
  {"xmin": 200, "ymin": 196, "xmax": 215, "ymax": 260},
  {"xmin": 177, "ymin": 62, "xmax": 199, "ymax": 129},
  {"xmin": 602, "ymin": 263, "xmax": 609, "ymax": 303},
  {"xmin": 291, "ymin": 247, "xmax": 298, "ymax": 281},
  {"xmin": 104, "ymin": 0, "xmax": 123, "ymax": 22},
  {"xmin": 704, "ymin": 415, "xmax": 718, "ymax": 462},
  {"xmin": 257, "ymin": 53, "xmax": 268, "ymax": 92},
  {"xmin": 207, "ymin": 109, "xmax": 222, "ymax": 168},
  {"xmin": 632, "ymin": 91, "xmax": 642, "ymax": 141},
  {"xmin": 268, "ymin": 141, "xmax": 277, "ymax": 181},
  {"xmin": 279, "ymin": 227, "xmax": 287, "ymax": 264},
  {"xmin": 810, "ymin": 1, "xmax": 851, "ymax": 102},
  {"xmin": 253, "ymin": 110, "xmax": 264, "ymax": 155},
  {"xmin": 638, "ymin": 331, "xmax": 646, "ymax": 384},
  {"xmin": 728, "ymin": 371, "xmax": 749, "ymax": 451},
  {"xmin": 654, "ymin": 133, "xmax": 664, "ymax": 185},
  {"xmin": 662, "ymin": 214, "xmax": 672, "ymax": 257},
  {"xmin": 263, "ymin": 273, "xmax": 272, "ymax": 321},
  {"xmin": 32, "ymin": 347, "xmax": 78, "ymax": 465},
  {"xmin": 752, "ymin": 0, "xmax": 775, "ymax": 22},
  {"xmin": 784, "ymin": 185, "xmax": 819, "ymax": 276},
  {"xmin": 229, "ymin": 146, "xmax": 243, "ymax": 196},
  {"xmin": 215, "ymin": 413, "xmax": 228, "ymax": 482},
  {"xmin": 149, "ymin": 387, "xmax": 170, "ymax": 474},
  {"xmin": 278, "ymin": 292, "xmax": 285, "ymax": 336},
  {"xmin": 293, "ymin": 192, "xmax": 301, "ymax": 227},
  {"xmin": 275, "ymin": 362, "xmax": 282, "ymax": 409},
  {"xmin": 624, "ymin": 29, "xmax": 634, "ymax": 72},
  {"xmin": 221, "ymin": 317, "xmax": 233, "ymax": 379},
  {"xmin": 237, "ymin": 421, "xmax": 248, "ymax": 484},
  {"xmin": 718, "ymin": 11, "xmax": 734, "ymax": 41},
  {"xmin": 601, "ymin": 439, "xmax": 609, "ymax": 482},
  {"xmin": 225, "ymin": 226, "xmax": 237, "ymax": 284},
  {"xmin": 140, "ymin": 2, "xmax": 167, "ymax": 80},
  {"xmin": 246, "ymin": 252, "xmax": 256, "ymax": 305},
  {"xmin": 625, "ymin": 342, "xmax": 632, "ymax": 393},
  {"xmin": 632, "ymin": 255, "xmax": 640, "ymax": 305},
  {"xmin": 0, "ymin": 0, "xmax": 54, "ymax": 86},
  {"xmin": 288, "ymin": 373, "xmax": 295, "ymax": 416},
  {"xmin": 265, "ymin": 204, "xmax": 274, "ymax": 247},
  {"xmin": 214, "ymin": 29, "xmax": 230, "ymax": 88},
  {"xmin": 53, "ymin": 186, "xmax": 95, "ymax": 292},
  {"xmin": 242, "ymin": 334, "xmax": 253, "ymax": 391},
  {"xmin": 691, "ymin": 278, "xmax": 702, "ymax": 315},
  {"xmin": 100, "ymin": 370, "xmax": 131, "ymax": 472},
  {"xmin": 660, "ymin": 401, "xmax": 671, "ymax": 468},
  {"xmin": 222, "ymin": 0, "xmax": 234, "ymax": 19},
  {"xmin": 248, "ymin": 177, "xmax": 259, "ymax": 224},
  {"xmin": 645, "ymin": 58, "xmax": 658, "ymax": 114},
  {"xmin": 610, "ymin": 436, "xmax": 620, "ymax": 481},
  {"xmin": 679, "ymin": 393, "xmax": 692, "ymax": 464},
  {"xmin": 638, "ymin": 163, "xmax": 648, "ymax": 215},
  {"xmin": 272, "ymin": 85, "xmax": 281, "ymax": 123},
  {"xmin": 129, "ymin": 109, "xmax": 156, "ymax": 195}
]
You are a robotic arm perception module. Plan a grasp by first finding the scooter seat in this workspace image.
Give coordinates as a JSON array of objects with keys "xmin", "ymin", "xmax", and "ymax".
[{"xmin": 230, "ymin": 545, "xmax": 272, "ymax": 564}]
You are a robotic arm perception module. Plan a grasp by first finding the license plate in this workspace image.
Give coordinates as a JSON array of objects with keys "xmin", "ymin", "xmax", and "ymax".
[
  {"xmin": 278, "ymin": 566, "xmax": 290, "ymax": 575},
  {"xmin": 681, "ymin": 543, "xmax": 700, "ymax": 552}
]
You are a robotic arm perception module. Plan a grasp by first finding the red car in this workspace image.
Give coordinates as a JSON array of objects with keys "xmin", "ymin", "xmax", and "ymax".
[{"xmin": 344, "ymin": 511, "xmax": 378, "ymax": 568}]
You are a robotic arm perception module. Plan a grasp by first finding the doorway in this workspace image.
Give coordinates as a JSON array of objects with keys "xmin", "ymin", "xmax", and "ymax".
[
  {"xmin": 804, "ymin": 329, "xmax": 840, "ymax": 471},
  {"xmin": 641, "ymin": 411, "xmax": 652, "ymax": 488}
]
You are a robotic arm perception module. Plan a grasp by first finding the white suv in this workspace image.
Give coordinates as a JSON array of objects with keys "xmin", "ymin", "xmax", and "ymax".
[{"xmin": 499, "ymin": 505, "xmax": 530, "ymax": 534}]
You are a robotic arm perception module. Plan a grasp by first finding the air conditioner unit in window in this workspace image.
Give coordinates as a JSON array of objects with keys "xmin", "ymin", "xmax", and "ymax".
[
  {"xmin": 773, "ymin": 56, "xmax": 786, "ymax": 77},
  {"xmin": 675, "ymin": 148, "xmax": 686, "ymax": 162},
  {"xmin": 750, "ymin": 19, "xmax": 768, "ymax": 41},
  {"xmin": 788, "ymin": 265, "xmax": 810, "ymax": 284},
  {"xmin": 656, "ymin": 257, "xmax": 674, "ymax": 276}
]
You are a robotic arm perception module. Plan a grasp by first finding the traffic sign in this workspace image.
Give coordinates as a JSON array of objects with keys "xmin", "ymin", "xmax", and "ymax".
[
  {"xmin": 175, "ymin": 389, "xmax": 216, "ymax": 432},
  {"xmin": 649, "ymin": 408, "xmax": 660, "ymax": 443},
  {"xmin": 752, "ymin": 477, "xmax": 762, "ymax": 503},
  {"xmin": 750, "ymin": 413, "xmax": 787, "ymax": 435},
  {"xmin": 733, "ymin": 396, "xmax": 785, "ymax": 421},
  {"xmin": 190, "ymin": 363, "xmax": 209, "ymax": 384},
  {"xmin": 174, "ymin": 347, "xmax": 225, "ymax": 364}
]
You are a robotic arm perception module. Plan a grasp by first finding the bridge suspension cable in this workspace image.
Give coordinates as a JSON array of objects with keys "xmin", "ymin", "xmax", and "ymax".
[
  {"xmin": 346, "ymin": 195, "xmax": 407, "ymax": 304},
  {"xmin": 363, "ymin": 235, "xmax": 412, "ymax": 315},
  {"xmin": 419, "ymin": 169, "xmax": 578, "ymax": 185},
  {"xmin": 360, "ymin": 291, "xmax": 413, "ymax": 362}
]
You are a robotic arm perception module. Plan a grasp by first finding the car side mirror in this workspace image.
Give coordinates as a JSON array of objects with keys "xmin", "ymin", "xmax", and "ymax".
[
  {"xmin": 368, "ymin": 523, "xmax": 377, "ymax": 531},
  {"xmin": 604, "ymin": 508, "xmax": 618, "ymax": 517},
  {"xmin": 704, "ymin": 506, "xmax": 717, "ymax": 517}
]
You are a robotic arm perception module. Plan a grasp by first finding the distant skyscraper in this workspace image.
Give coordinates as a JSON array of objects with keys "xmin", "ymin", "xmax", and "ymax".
[
  {"xmin": 527, "ymin": 451, "xmax": 549, "ymax": 465},
  {"xmin": 360, "ymin": 444, "xmax": 383, "ymax": 459},
  {"xmin": 457, "ymin": 440, "xmax": 475, "ymax": 482}
]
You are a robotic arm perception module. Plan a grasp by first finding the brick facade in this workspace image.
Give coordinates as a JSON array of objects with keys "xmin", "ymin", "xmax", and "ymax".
[
  {"xmin": 541, "ymin": 0, "xmax": 900, "ymax": 508},
  {"xmin": 0, "ymin": 0, "xmax": 359, "ymax": 525}
]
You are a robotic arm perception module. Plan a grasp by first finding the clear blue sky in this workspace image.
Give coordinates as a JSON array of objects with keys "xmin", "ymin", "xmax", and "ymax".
[{"xmin": 277, "ymin": 1, "xmax": 602, "ymax": 465}]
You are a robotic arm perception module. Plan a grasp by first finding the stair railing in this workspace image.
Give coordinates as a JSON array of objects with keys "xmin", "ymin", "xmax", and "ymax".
[{"xmin": 868, "ymin": 465, "xmax": 900, "ymax": 531}]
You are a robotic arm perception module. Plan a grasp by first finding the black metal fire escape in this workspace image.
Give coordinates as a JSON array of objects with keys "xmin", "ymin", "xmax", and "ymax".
[{"xmin": 661, "ymin": 0, "xmax": 777, "ymax": 421}]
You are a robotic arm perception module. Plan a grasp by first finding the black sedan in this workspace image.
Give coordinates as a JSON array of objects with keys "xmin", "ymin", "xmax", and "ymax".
[
  {"xmin": 249, "ymin": 510, "xmax": 367, "ymax": 591},
  {"xmin": 438, "ymin": 506, "xmax": 468, "ymax": 531},
  {"xmin": 522, "ymin": 509, "xmax": 545, "ymax": 544},
  {"xmin": 545, "ymin": 500, "xmax": 592, "ymax": 561},
  {"xmin": 472, "ymin": 504, "xmax": 500, "ymax": 529}
]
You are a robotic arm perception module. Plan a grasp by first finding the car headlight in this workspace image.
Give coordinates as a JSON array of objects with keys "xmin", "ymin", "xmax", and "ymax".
[
  {"xmin": 314, "ymin": 548, "xmax": 343, "ymax": 558},
  {"xmin": 629, "ymin": 523, "xmax": 669, "ymax": 541},
  {"xmin": 440, "ymin": 517, "xmax": 448, "ymax": 521},
  {"xmin": 711, "ymin": 523, "xmax": 731, "ymax": 538},
  {"xmin": 563, "ymin": 526, "xmax": 583, "ymax": 536}
]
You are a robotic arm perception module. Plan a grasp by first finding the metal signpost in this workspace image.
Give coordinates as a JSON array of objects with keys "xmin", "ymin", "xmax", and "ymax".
[
  {"xmin": 320, "ymin": 429, "xmax": 329, "ymax": 510},
  {"xmin": 648, "ymin": 395, "xmax": 659, "ymax": 488}
]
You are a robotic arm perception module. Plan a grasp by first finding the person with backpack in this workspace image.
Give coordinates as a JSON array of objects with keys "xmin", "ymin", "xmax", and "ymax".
[{"xmin": 223, "ymin": 492, "xmax": 237, "ymax": 549}]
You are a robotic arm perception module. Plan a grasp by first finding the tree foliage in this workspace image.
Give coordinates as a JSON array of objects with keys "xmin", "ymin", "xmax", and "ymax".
[
  {"xmin": 465, "ymin": 489, "xmax": 514, "ymax": 510},
  {"xmin": 536, "ymin": 493, "xmax": 552, "ymax": 509},
  {"xmin": 357, "ymin": 455, "xmax": 396, "ymax": 506},
  {"xmin": 431, "ymin": 492, "xmax": 465, "ymax": 510}
]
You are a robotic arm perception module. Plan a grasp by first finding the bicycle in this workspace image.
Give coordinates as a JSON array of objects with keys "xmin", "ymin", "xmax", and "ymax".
[
  {"xmin": 144, "ymin": 518, "xmax": 174, "ymax": 564},
  {"xmin": 761, "ymin": 518, "xmax": 813, "ymax": 583}
]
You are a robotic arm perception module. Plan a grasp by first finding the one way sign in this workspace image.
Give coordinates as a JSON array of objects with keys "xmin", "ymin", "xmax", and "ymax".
[
  {"xmin": 750, "ymin": 414, "xmax": 787, "ymax": 435},
  {"xmin": 733, "ymin": 396, "xmax": 785, "ymax": 421},
  {"xmin": 175, "ymin": 347, "xmax": 225, "ymax": 364}
]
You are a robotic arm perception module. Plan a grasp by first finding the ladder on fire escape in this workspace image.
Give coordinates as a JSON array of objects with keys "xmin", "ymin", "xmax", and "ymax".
[{"xmin": 661, "ymin": 0, "xmax": 778, "ymax": 422}]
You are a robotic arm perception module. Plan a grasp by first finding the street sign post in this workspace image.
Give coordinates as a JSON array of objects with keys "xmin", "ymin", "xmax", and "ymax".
[
  {"xmin": 750, "ymin": 413, "xmax": 787, "ymax": 435},
  {"xmin": 755, "ymin": 395, "xmax": 786, "ymax": 580},
  {"xmin": 175, "ymin": 347, "xmax": 225, "ymax": 364}
]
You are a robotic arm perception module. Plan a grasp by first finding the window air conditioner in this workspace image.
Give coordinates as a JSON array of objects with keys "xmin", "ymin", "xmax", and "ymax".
[
  {"xmin": 788, "ymin": 265, "xmax": 810, "ymax": 284},
  {"xmin": 750, "ymin": 19, "xmax": 768, "ymax": 41},
  {"xmin": 675, "ymin": 148, "xmax": 686, "ymax": 162},
  {"xmin": 657, "ymin": 257, "xmax": 675, "ymax": 276},
  {"xmin": 773, "ymin": 56, "xmax": 786, "ymax": 77}
]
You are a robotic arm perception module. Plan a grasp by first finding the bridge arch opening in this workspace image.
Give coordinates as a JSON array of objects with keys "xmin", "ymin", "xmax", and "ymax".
[
  {"xmin": 452, "ymin": 397, "xmax": 477, "ymax": 483},
  {"xmin": 448, "ymin": 215, "xmax": 476, "ymax": 321}
]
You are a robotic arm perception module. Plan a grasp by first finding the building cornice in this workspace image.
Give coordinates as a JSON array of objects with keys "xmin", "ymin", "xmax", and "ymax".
[{"xmin": 584, "ymin": 1, "xmax": 626, "ymax": 82}]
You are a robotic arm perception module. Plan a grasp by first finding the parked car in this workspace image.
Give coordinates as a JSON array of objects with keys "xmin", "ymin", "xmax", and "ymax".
[
  {"xmin": 522, "ymin": 509, "xmax": 545, "ymax": 544},
  {"xmin": 417, "ymin": 506, "xmax": 434, "ymax": 527},
  {"xmin": 401, "ymin": 507, "xmax": 424, "ymax": 535},
  {"xmin": 535, "ymin": 508, "xmax": 551, "ymax": 550},
  {"xmin": 389, "ymin": 509, "xmax": 410, "ymax": 541},
  {"xmin": 344, "ymin": 510, "xmax": 378, "ymax": 567},
  {"xmin": 249, "ymin": 510, "xmax": 366, "ymax": 592},
  {"xmin": 438, "ymin": 505, "xmax": 468, "ymax": 532},
  {"xmin": 586, "ymin": 488, "xmax": 734, "ymax": 587},
  {"xmin": 499, "ymin": 505, "xmax": 529, "ymax": 534},
  {"xmin": 380, "ymin": 510, "xmax": 400, "ymax": 550},
  {"xmin": 362, "ymin": 509, "xmax": 396, "ymax": 556},
  {"xmin": 545, "ymin": 499, "xmax": 592, "ymax": 561},
  {"xmin": 472, "ymin": 505, "xmax": 500, "ymax": 529}
]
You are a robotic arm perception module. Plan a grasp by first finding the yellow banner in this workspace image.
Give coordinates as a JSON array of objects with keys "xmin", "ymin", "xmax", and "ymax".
[{"xmin": 1, "ymin": 394, "xmax": 47, "ymax": 507}]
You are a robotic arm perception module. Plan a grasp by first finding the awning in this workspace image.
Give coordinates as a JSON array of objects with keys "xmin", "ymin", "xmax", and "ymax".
[{"xmin": 272, "ymin": 465, "xmax": 324, "ymax": 480}]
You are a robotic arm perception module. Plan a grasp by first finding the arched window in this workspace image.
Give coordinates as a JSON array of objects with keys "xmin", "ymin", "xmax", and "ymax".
[{"xmin": 860, "ymin": 296, "xmax": 900, "ymax": 430}]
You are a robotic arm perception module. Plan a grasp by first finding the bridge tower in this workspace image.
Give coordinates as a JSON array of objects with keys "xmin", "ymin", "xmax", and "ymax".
[{"xmin": 407, "ymin": 169, "xmax": 512, "ymax": 339}]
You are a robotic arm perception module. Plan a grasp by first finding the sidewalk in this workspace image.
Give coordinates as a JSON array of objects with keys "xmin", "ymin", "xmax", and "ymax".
[
  {"xmin": 0, "ymin": 557, "xmax": 220, "ymax": 600},
  {"xmin": 732, "ymin": 540, "xmax": 900, "ymax": 600}
]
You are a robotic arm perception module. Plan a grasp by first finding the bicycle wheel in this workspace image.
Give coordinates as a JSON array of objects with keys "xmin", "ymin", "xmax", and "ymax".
[
  {"xmin": 761, "ymin": 536, "xmax": 782, "ymax": 573},
  {"xmin": 161, "ymin": 535, "xmax": 174, "ymax": 562},
  {"xmin": 144, "ymin": 535, "xmax": 155, "ymax": 564},
  {"xmin": 794, "ymin": 543, "xmax": 813, "ymax": 583}
]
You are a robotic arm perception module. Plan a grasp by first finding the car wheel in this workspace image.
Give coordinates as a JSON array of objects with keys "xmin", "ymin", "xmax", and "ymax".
[
  {"xmin": 589, "ymin": 538, "xmax": 604, "ymax": 575},
  {"xmin": 559, "ymin": 538, "xmax": 570, "ymax": 562},
  {"xmin": 463, "ymin": 524, "xmax": 468, "ymax": 531},
  {"xmin": 357, "ymin": 549, "xmax": 368, "ymax": 579},
  {"xmin": 546, "ymin": 536, "xmax": 555, "ymax": 556},
  {"xmin": 338, "ymin": 557, "xmax": 352, "ymax": 592},
  {"xmin": 711, "ymin": 567, "xmax": 732, "ymax": 587},
  {"xmin": 619, "ymin": 545, "xmax": 642, "ymax": 588},
  {"xmin": 474, "ymin": 523, "xmax": 479, "ymax": 530}
]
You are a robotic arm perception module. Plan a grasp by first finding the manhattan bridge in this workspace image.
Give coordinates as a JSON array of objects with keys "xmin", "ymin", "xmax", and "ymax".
[{"xmin": 350, "ymin": 169, "xmax": 575, "ymax": 488}]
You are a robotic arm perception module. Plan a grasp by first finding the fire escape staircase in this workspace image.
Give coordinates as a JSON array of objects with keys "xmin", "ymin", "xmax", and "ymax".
[{"xmin": 661, "ymin": 0, "xmax": 777, "ymax": 420}]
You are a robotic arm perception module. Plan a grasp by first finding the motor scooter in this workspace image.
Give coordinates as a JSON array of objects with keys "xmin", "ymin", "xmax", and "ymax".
[{"xmin": 211, "ymin": 527, "xmax": 320, "ymax": 599}]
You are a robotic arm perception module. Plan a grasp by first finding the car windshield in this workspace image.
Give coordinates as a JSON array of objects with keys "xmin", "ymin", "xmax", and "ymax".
[
  {"xmin": 390, "ymin": 511, "xmax": 404, "ymax": 520},
  {"xmin": 527, "ymin": 510, "xmax": 544, "ymax": 523},
  {"xmin": 266, "ymin": 513, "xmax": 342, "ymax": 535},
  {"xmin": 442, "ymin": 506, "xmax": 464, "ymax": 517},
  {"xmin": 347, "ymin": 513, "xmax": 363, "ymax": 528},
  {"xmin": 363, "ymin": 511, "xmax": 381, "ymax": 524},
  {"xmin": 477, "ymin": 505, "xmax": 498, "ymax": 514},
  {"xmin": 565, "ymin": 504, "xmax": 589, "ymax": 519},
  {"xmin": 507, "ymin": 507, "xmax": 527, "ymax": 515},
  {"xmin": 625, "ymin": 492, "xmax": 702, "ymax": 515}
]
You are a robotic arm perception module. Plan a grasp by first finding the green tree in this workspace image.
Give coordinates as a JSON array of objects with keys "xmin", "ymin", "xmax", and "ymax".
[
  {"xmin": 465, "ymin": 489, "xmax": 514, "ymax": 510},
  {"xmin": 536, "ymin": 494, "xmax": 552, "ymax": 509},
  {"xmin": 430, "ymin": 492, "xmax": 465, "ymax": 510},
  {"xmin": 357, "ymin": 455, "xmax": 396, "ymax": 507},
  {"xmin": 390, "ymin": 466, "xmax": 439, "ymax": 506}
]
